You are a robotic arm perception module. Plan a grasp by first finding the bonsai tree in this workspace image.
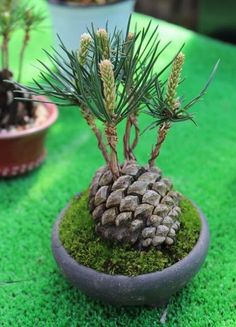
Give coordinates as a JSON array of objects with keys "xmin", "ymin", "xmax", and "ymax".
[
  {"xmin": 0, "ymin": 0, "xmax": 45, "ymax": 130},
  {"xmin": 18, "ymin": 22, "xmax": 217, "ymax": 249}
]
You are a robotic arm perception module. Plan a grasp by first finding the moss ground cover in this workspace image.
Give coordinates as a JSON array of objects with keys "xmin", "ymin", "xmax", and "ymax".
[{"xmin": 60, "ymin": 192, "xmax": 201, "ymax": 276}]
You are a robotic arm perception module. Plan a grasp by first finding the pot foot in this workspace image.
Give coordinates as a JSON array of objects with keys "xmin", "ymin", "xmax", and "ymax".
[{"xmin": 0, "ymin": 152, "xmax": 46, "ymax": 178}]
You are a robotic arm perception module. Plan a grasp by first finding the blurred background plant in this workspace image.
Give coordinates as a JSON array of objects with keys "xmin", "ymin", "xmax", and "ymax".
[{"xmin": 0, "ymin": 0, "xmax": 45, "ymax": 129}]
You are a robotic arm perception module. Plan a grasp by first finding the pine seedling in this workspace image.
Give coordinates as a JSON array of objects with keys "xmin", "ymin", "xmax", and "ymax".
[
  {"xmin": 147, "ymin": 54, "xmax": 219, "ymax": 168},
  {"xmin": 0, "ymin": 1, "xmax": 45, "ymax": 129}
]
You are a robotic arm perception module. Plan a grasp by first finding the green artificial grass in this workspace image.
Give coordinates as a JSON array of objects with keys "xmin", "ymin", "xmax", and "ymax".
[
  {"xmin": 1, "ymin": 1, "xmax": 236, "ymax": 326},
  {"xmin": 59, "ymin": 192, "xmax": 201, "ymax": 276}
]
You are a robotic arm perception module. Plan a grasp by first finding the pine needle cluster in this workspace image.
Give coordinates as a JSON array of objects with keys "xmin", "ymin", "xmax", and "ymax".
[{"xmin": 17, "ymin": 19, "xmax": 218, "ymax": 176}]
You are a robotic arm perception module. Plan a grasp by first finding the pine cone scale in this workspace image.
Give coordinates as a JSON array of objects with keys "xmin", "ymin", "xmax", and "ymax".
[
  {"xmin": 115, "ymin": 212, "xmax": 132, "ymax": 226},
  {"xmin": 142, "ymin": 190, "xmax": 161, "ymax": 206},
  {"xmin": 112, "ymin": 175, "xmax": 133, "ymax": 191},
  {"xmin": 94, "ymin": 186, "xmax": 109, "ymax": 206},
  {"xmin": 106, "ymin": 190, "xmax": 124, "ymax": 208},
  {"xmin": 120, "ymin": 195, "xmax": 139, "ymax": 212}
]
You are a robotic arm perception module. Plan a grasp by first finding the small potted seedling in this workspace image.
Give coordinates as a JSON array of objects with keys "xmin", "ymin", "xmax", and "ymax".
[
  {"xmin": 0, "ymin": 1, "xmax": 58, "ymax": 177},
  {"xmin": 48, "ymin": 0, "xmax": 135, "ymax": 50},
  {"xmin": 20, "ymin": 21, "xmax": 218, "ymax": 306}
]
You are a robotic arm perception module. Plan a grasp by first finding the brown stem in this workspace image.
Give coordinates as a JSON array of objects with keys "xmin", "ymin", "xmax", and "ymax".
[
  {"xmin": 2, "ymin": 34, "xmax": 9, "ymax": 70},
  {"xmin": 1, "ymin": 42, "xmax": 4, "ymax": 69},
  {"xmin": 82, "ymin": 107, "xmax": 109, "ymax": 165},
  {"xmin": 130, "ymin": 115, "xmax": 140, "ymax": 151},
  {"xmin": 123, "ymin": 117, "xmax": 132, "ymax": 161},
  {"xmin": 18, "ymin": 30, "xmax": 30, "ymax": 82},
  {"xmin": 123, "ymin": 114, "xmax": 139, "ymax": 162},
  {"xmin": 148, "ymin": 122, "xmax": 170, "ymax": 168},
  {"xmin": 122, "ymin": 159, "xmax": 136, "ymax": 171},
  {"xmin": 91, "ymin": 123, "xmax": 110, "ymax": 165},
  {"xmin": 105, "ymin": 123, "xmax": 120, "ymax": 178}
]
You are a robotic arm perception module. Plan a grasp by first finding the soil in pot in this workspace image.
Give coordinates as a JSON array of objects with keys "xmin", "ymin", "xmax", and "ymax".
[
  {"xmin": 0, "ymin": 103, "xmax": 49, "ymax": 134},
  {"xmin": 59, "ymin": 191, "xmax": 201, "ymax": 276}
]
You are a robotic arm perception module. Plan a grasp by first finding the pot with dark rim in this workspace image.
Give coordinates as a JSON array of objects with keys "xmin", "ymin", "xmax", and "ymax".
[{"xmin": 52, "ymin": 194, "xmax": 210, "ymax": 307}]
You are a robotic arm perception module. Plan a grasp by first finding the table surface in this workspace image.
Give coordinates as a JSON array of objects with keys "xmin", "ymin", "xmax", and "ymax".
[{"xmin": 1, "ymin": 1, "xmax": 236, "ymax": 326}]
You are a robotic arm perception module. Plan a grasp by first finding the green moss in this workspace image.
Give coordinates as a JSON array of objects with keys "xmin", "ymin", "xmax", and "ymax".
[{"xmin": 59, "ymin": 192, "xmax": 201, "ymax": 276}]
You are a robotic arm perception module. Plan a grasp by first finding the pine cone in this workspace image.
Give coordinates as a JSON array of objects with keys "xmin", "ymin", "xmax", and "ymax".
[{"xmin": 88, "ymin": 163, "xmax": 182, "ymax": 249}]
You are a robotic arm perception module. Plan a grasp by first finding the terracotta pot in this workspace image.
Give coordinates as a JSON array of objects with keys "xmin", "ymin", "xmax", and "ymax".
[
  {"xmin": 52, "ymin": 195, "xmax": 210, "ymax": 307},
  {"xmin": 0, "ymin": 97, "xmax": 58, "ymax": 177}
]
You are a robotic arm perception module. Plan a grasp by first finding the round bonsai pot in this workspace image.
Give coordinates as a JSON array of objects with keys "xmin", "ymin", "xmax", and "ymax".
[
  {"xmin": 52, "ymin": 198, "xmax": 210, "ymax": 307},
  {"xmin": 0, "ymin": 97, "xmax": 58, "ymax": 178},
  {"xmin": 48, "ymin": 0, "xmax": 135, "ymax": 51}
]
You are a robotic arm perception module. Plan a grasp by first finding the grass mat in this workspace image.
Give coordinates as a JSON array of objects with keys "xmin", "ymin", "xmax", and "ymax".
[
  {"xmin": 59, "ymin": 193, "xmax": 200, "ymax": 276},
  {"xmin": 1, "ymin": 1, "xmax": 236, "ymax": 326}
]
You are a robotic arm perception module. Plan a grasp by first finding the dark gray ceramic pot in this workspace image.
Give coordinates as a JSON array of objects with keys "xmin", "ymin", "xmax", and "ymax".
[{"xmin": 52, "ymin": 198, "xmax": 210, "ymax": 307}]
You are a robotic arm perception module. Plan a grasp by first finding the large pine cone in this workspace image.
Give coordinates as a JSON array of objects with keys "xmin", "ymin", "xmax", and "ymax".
[{"xmin": 89, "ymin": 163, "xmax": 182, "ymax": 249}]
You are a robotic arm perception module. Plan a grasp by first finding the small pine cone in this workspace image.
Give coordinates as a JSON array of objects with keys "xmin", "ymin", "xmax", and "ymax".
[
  {"xmin": 166, "ymin": 53, "xmax": 185, "ymax": 109},
  {"xmin": 96, "ymin": 28, "xmax": 110, "ymax": 59},
  {"xmin": 99, "ymin": 59, "xmax": 116, "ymax": 114},
  {"xmin": 77, "ymin": 33, "xmax": 92, "ymax": 66},
  {"xmin": 88, "ymin": 163, "xmax": 182, "ymax": 249}
]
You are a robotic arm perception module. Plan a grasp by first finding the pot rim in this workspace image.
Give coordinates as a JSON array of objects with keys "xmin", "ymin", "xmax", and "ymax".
[
  {"xmin": 53, "ymin": 195, "xmax": 210, "ymax": 280},
  {"xmin": 48, "ymin": 0, "xmax": 134, "ymax": 9},
  {"xmin": 0, "ymin": 96, "xmax": 58, "ymax": 140}
]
